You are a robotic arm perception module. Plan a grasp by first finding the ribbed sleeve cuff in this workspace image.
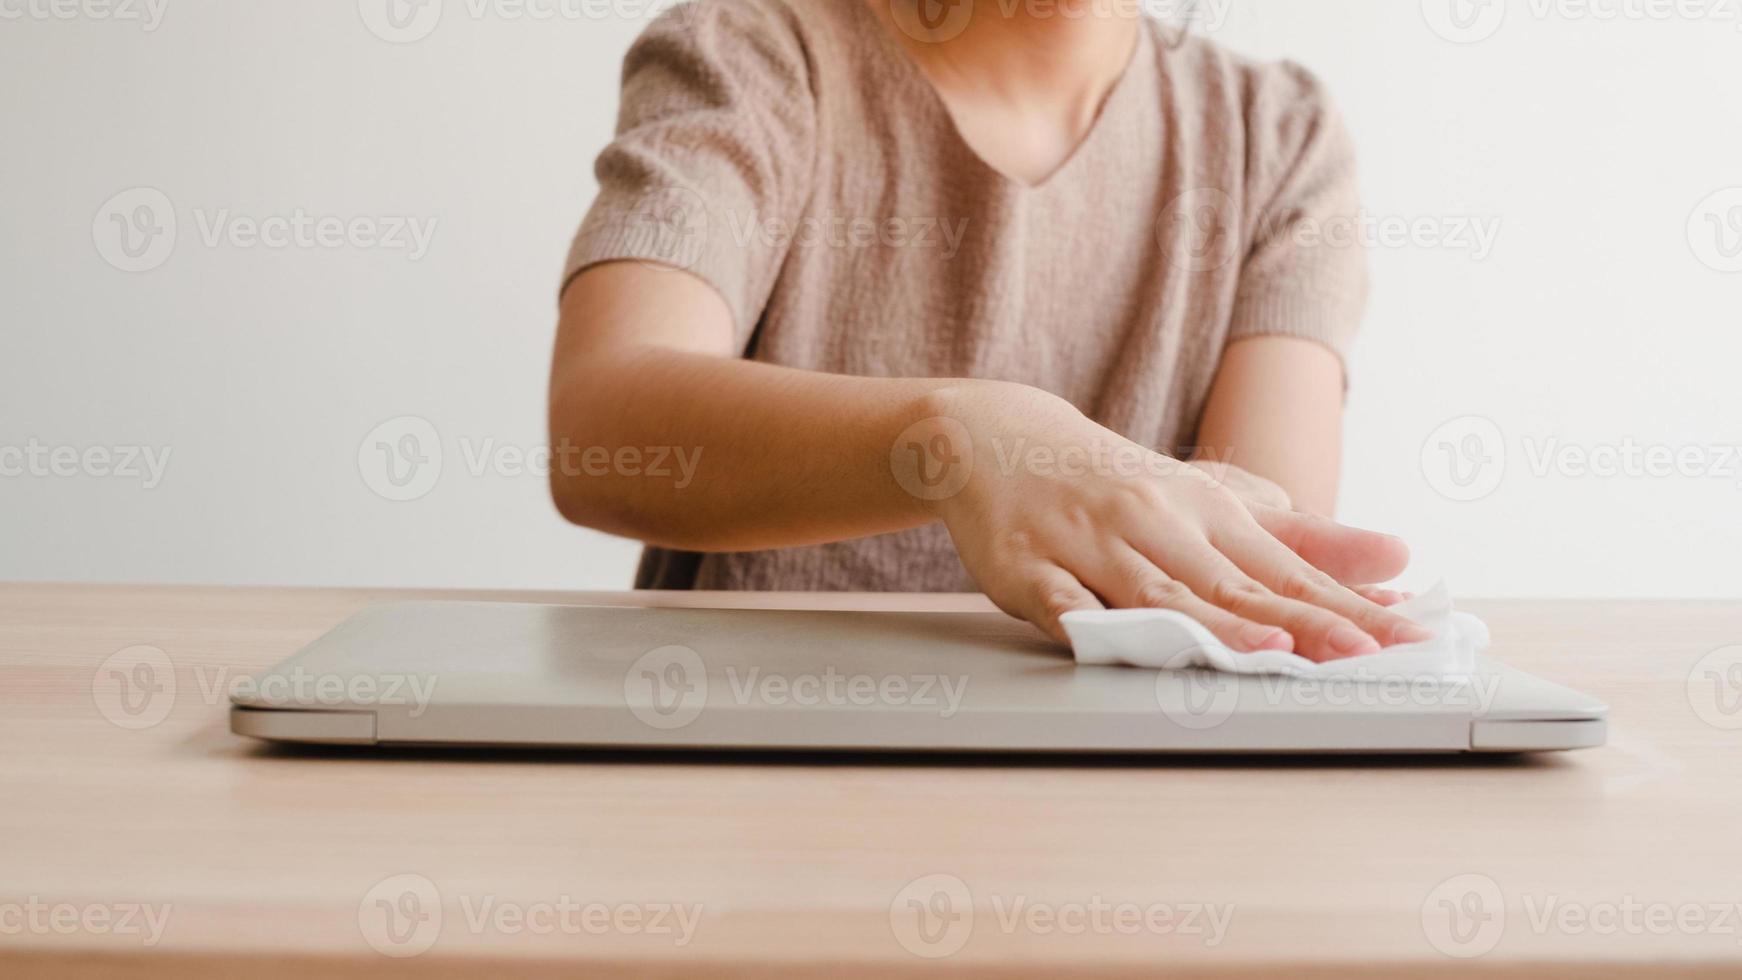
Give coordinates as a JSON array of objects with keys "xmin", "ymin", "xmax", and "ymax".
[{"xmin": 1226, "ymin": 285, "xmax": 1360, "ymax": 379}]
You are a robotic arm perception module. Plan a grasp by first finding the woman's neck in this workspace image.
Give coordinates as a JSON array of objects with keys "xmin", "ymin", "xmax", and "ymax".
[{"xmin": 879, "ymin": 0, "xmax": 1142, "ymax": 119}]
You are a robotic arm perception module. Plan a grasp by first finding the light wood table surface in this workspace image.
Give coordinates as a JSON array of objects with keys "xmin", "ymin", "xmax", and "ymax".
[{"xmin": 3, "ymin": 583, "xmax": 1742, "ymax": 978}]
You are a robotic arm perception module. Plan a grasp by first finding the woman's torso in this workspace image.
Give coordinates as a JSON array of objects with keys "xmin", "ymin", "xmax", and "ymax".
[{"xmin": 630, "ymin": 0, "xmax": 1355, "ymax": 593}]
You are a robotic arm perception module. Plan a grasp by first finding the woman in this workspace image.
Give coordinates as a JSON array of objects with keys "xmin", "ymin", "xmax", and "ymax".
[{"xmin": 548, "ymin": 0, "xmax": 1432, "ymax": 661}]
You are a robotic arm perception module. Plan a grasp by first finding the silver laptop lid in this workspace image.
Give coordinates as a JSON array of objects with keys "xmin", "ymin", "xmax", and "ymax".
[{"xmin": 231, "ymin": 601, "xmax": 1607, "ymax": 753}]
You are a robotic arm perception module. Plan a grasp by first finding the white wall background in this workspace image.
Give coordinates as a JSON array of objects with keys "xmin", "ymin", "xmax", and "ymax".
[{"xmin": 1, "ymin": 0, "xmax": 1738, "ymax": 596}]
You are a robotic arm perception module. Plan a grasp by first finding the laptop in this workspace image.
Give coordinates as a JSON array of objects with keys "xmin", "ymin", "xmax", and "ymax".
[{"xmin": 229, "ymin": 601, "xmax": 1607, "ymax": 754}]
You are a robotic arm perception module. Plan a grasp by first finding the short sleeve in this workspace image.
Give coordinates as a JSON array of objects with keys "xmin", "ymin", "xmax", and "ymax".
[
  {"xmin": 561, "ymin": 0, "xmax": 816, "ymax": 351},
  {"xmin": 1226, "ymin": 63, "xmax": 1369, "ymax": 371}
]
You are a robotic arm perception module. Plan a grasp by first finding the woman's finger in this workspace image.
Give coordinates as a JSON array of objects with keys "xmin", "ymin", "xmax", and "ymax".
[
  {"xmin": 1249, "ymin": 507, "xmax": 1410, "ymax": 586},
  {"xmin": 1211, "ymin": 520, "xmax": 1435, "ymax": 648},
  {"xmin": 1123, "ymin": 523, "xmax": 1384, "ymax": 662},
  {"xmin": 1067, "ymin": 541, "xmax": 1293, "ymax": 653},
  {"xmin": 991, "ymin": 562, "xmax": 1104, "ymax": 645}
]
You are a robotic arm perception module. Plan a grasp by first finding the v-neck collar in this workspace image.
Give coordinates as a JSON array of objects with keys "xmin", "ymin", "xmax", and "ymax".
[{"xmin": 853, "ymin": 1, "xmax": 1153, "ymax": 193}]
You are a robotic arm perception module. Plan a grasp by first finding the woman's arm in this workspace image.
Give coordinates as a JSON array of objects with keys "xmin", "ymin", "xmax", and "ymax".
[
  {"xmin": 1193, "ymin": 337, "xmax": 1349, "ymax": 516},
  {"xmin": 549, "ymin": 262, "xmax": 1428, "ymax": 659},
  {"xmin": 548, "ymin": 261, "xmax": 966, "ymax": 552}
]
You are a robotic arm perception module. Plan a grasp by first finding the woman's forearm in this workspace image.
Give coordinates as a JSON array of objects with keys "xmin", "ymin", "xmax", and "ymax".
[
  {"xmin": 548, "ymin": 260, "xmax": 1052, "ymax": 551},
  {"xmin": 549, "ymin": 342, "xmax": 1016, "ymax": 552},
  {"xmin": 1193, "ymin": 336, "xmax": 1348, "ymax": 516}
]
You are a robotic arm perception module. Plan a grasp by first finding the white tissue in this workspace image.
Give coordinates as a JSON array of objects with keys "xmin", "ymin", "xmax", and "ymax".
[{"xmin": 1061, "ymin": 582, "xmax": 1487, "ymax": 679}]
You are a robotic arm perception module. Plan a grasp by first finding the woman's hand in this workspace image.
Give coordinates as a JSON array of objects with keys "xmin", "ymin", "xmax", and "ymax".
[{"xmin": 917, "ymin": 385, "xmax": 1432, "ymax": 660}]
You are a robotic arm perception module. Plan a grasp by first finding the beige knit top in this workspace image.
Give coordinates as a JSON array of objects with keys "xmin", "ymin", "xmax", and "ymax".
[{"xmin": 564, "ymin": 0, "xmax": 1369, "ymax": 593}]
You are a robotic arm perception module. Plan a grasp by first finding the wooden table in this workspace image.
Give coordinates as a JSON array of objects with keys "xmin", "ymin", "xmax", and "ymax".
[{"xmin": 3, "ymin": 583, "xmax": 1741, "ymax": 978}]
